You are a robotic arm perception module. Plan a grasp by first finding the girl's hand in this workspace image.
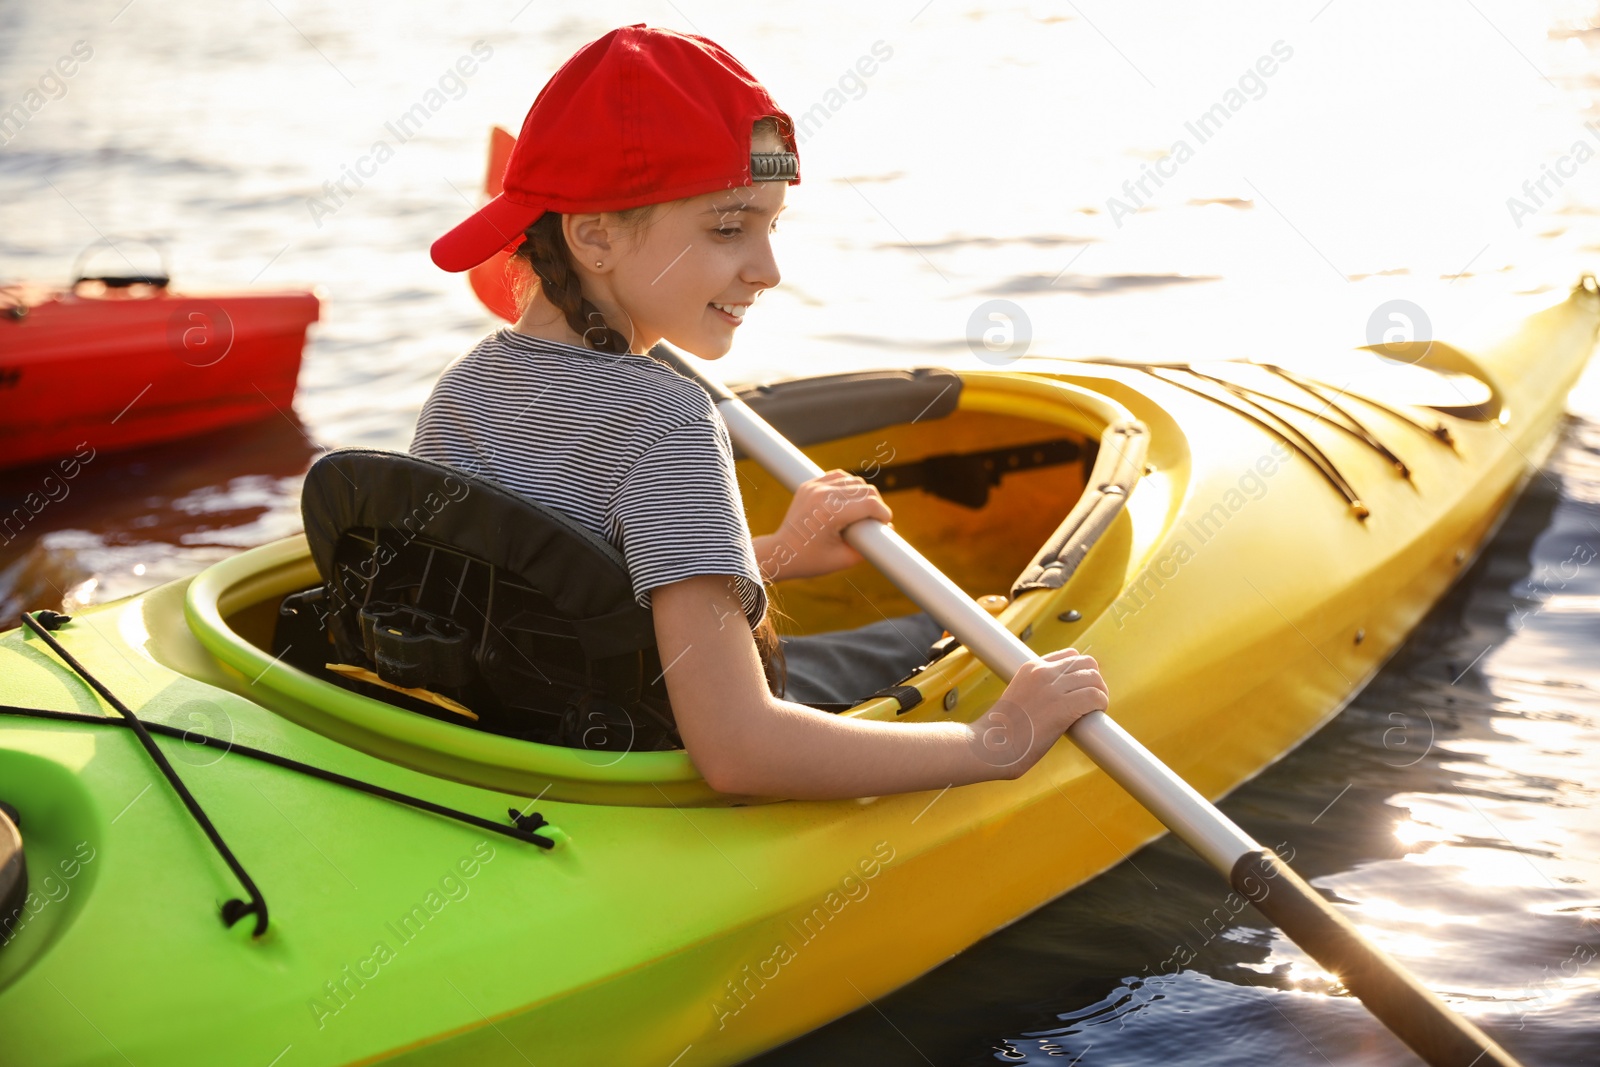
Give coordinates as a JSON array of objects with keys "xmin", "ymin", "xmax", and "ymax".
[
  {"xmin": 757, "ymin": 470, "xmax": 893, "ymax": 582},
  {"xmin": 970, "ymin": 649, "xmax": 1110, "ymax": 779}
]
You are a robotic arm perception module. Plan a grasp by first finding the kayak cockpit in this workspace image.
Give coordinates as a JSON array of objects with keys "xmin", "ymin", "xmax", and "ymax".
[{"xmin": 180, "ymin": 368, "xmax": 1148, "ymax": 804}]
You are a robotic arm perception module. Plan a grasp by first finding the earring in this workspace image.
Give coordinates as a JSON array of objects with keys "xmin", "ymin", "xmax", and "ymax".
[{"xmin": 594, "ymin": 260, "xmax": 603, "ymax": 268}]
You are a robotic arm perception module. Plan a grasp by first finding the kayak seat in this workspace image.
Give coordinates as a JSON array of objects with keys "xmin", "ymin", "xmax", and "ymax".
[{"xmin": 279, "ymin": 447, "xmax": 679, "ymax": 752}]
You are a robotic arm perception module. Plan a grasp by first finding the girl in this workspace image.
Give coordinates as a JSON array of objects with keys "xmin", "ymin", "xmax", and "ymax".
[{"xmin": 413, "ymin": 24, "xmax": 1109, "ymax": 799}]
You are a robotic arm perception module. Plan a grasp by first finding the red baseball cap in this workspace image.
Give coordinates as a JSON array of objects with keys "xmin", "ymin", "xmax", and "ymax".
[{"xmin": 431, "ymin": 23, "xmax": 800, "ymax": 273}]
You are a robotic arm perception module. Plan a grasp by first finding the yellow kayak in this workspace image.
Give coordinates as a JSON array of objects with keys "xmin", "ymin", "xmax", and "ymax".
[{"xmin": 0, "ymin": 277, "xmax": 1594, "ymax": 1066}]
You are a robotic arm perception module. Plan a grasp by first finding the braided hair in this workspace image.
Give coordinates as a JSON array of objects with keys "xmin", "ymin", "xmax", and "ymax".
[{"xmin": 511, "ymin": 209, "xmax": 644, "ymax": 355}]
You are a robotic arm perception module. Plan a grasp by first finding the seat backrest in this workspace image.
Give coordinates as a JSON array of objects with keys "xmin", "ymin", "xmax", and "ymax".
[{"xmin": 291, "ymin": 448, "xmax": 675, "ymax": 751}]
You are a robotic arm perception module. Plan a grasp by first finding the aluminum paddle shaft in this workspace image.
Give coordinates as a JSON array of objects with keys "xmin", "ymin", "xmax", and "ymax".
[{"xmin": 656, "ymin": 343, "xmax": 1522, "ymax": 1067}]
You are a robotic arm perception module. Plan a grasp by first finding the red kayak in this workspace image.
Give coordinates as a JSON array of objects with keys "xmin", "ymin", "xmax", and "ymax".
[{"xmin": 0, "ymin": 278, "xmax": 319, "ymax": 471}]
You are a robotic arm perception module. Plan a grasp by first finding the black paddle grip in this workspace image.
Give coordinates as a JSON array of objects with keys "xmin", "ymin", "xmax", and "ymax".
[{"xmin": 1230, "ymin": 849, "xmax": 1522, "ymax": 1067}]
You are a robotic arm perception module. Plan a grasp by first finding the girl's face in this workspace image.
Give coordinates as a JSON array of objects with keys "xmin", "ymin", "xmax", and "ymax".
[{"xmin": 602, "ymin": 139, "xmax": 787, "ymax": 359}]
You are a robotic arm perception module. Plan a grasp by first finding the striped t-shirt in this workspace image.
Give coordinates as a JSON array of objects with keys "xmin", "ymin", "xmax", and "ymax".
[{"xmin": 409, "ymin": 326, "xmax": 769, "ymax": 629}]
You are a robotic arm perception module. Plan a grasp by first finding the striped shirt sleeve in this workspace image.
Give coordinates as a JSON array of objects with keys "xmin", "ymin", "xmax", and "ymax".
[{"xmin": 609, "ymin": 413, "xmax": 769, "ymax": 629}]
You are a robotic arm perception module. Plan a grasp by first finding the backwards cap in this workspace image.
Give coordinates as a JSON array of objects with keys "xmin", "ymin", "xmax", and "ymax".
[{"xmin": 431, "ymin": 23, "xmax": 799, "ymax": 273}]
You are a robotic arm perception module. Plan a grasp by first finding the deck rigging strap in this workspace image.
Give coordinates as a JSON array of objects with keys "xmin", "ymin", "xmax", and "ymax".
[
  {"xmin": 0, "ymin": 703, "xmax": 556, "ymax": 847},
  {"xmin": 11, "ymin": 611, "xmax": 558, "ymax": 937},
  {"xmin": 1126, "ymin": 360, "xmax": 1464, "ymax": 518},
  {"xmin": 1259, "ymin": 363, "xmax": 1458, "ymax": 450},
  {"xmin": 20, "ymin": 610, "xmax": 270, "ymax": 936},
  {"xmin": 1170, "ymin": 366, "xmax": 1389, "ymax": 499},
  {"xmin": 1181, "ymin": 366, "xmax": 1414, "ymax": 480},
  {"xmin": 1137, "ymin": 366, "xmax": 1371, "ymax": 518}
]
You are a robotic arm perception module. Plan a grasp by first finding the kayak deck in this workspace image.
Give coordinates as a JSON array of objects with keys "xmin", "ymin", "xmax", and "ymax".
[{"xmin": 0, "ymin": 280, "xmax": 1595, "ymax": 1066}]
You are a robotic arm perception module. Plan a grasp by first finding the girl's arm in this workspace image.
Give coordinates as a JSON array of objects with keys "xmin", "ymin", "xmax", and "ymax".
[
  {"xmin": 651, "ymin": 573, "xmax": 1108, "ymax": 800},
  {"xmin": 753, "ymin": 470, "xmax": 892, "ymax": 584}
]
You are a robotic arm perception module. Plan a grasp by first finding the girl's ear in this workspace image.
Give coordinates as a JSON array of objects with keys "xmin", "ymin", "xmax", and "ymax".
[{"xmin": 563, "ymin": 212, "xmax": 614, "ymax": 271}]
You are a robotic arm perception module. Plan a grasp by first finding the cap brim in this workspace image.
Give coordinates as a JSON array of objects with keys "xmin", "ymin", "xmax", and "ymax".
[{"xmin": 430, "ymin": 193, "xmax": 547, "ymax": 273}]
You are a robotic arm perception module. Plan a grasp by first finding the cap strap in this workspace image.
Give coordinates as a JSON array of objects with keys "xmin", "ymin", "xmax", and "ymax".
[{"xmin": 750, "ymin": 152, "xmax": 799, "ymax": 182}]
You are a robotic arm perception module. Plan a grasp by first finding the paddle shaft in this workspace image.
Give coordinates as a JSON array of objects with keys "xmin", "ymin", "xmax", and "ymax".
[{"xmin": 657, "ymin": 344, "xmax": 1522, "ymax": 1067}]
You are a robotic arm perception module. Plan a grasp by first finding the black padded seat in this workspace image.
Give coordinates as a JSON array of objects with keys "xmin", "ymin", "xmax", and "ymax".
[{"xmin": 282, "ymin": 448, "xmax": 674, "ymax": 751}]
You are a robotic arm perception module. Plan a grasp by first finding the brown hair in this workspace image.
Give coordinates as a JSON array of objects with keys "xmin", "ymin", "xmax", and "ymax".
[
  {"xmin": 754, "ymin": 604, "xmax": 788, "ymax": 698},
  {"xmin": 507, "ymin": 116, "xmax": 792, "ymax": 697},
  {"xmin": 510, "ymin": 207, "xmax": 651, "ymax": 355}
]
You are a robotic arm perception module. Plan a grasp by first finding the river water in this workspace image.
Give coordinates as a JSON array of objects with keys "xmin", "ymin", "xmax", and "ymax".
[{"xmin": 2, "ymin": 1, "xmax": 1598, "ymax": 1063}]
